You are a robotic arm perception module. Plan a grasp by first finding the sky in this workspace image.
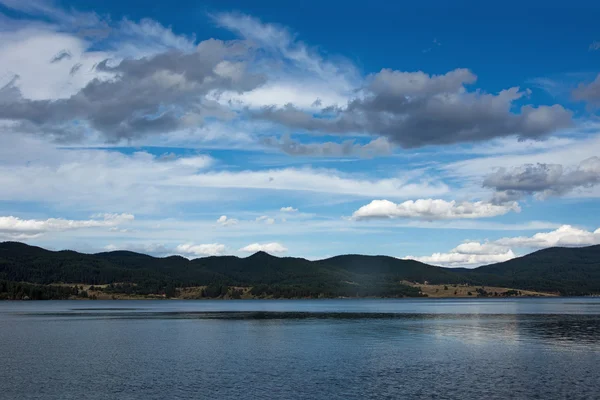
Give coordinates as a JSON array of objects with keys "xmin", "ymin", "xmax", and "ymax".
[{"xmin": 1, "ymin": 0, "xmax": 600, "ymax": 266}]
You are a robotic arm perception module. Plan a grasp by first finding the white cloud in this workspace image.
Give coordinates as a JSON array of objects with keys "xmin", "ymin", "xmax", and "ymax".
[
  {"xmin": 0, "ymin": 6, "xmax": 198, "ymax": 104},
  {"xmin": 103, "ymin": 242, "xmax": 169, "ymax": 255},
  {"xmin": 0, "ymin": 138, "xmax": 222, "ymax": 212},
  {"xmin": 443, "ymin": 129, "xmax": 600, "ymax": 183},
  {"xmin": 239, "ymin": 242, "xmax": 288, "ymax": 253},
  {"xmin": 109, "ymin": 227, "xmax": 133, "ymax": 233},
  {"xmin": 176, "ymin": 168, "xmax": 447, "ymax": 198},
  {"xmin": 0, "ymin": 213, "xmax": 134, "ymax": 239},
  {"xmin": 116, "ymin": 17, "xmax": 197, "ymax": 55},
  {"xmin": 483, "ymin": 156, "xmax": 600, "ymax": 201},
  {"xmin": 452, "ymin": 241, "xmax": 509, "ymax": 255},
  {"xmin": 0, "ymin": 28, "xmax": 110, "ymax": 100},
  {"xmin": 0, "ymin": 134, "xmax": 448, "ymax": 214},
  {"xmin": 404, "ymin": 224, "xmax": 600, "ymax": 268},
  {"xmin": 255, "ymin": 215, "xmax": 275, "ymax": 224},
  {"xmin": 352, "ymin": 199, "xmax": 519, "ymax": 220},
  {"xmin": 404, "ymin": 247, "xmax": 516, "ymax": 268},
  {"xmin": 1, "ymin": 3, "xmax": 596, "ymax": 263},
  {"xmin": 103, "ymin": 242, "xmax": 227, "ymax": 257},
  {"xmin": 495, "ymin": 225, "xmax": 600, "ymax": 248},
  {"xmin": 217, "ymin": 215, "xmax": 239, "ymax": 226},
  {"xmin": 211, "ymin": 12, "xmax": 358, "ymax": 110},
  {"xmin": 175, "ymin": 243, "xmax": 227, "ymax": 257}
]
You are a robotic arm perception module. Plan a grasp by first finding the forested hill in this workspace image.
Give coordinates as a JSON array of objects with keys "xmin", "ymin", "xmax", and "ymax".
[
  {"xmin": 456, "ymin": 245, "xmax": 600, "ymax": 295},
  {"xmin": 1, "ymin": 241, "xmax": 600, "ymax": 299}
]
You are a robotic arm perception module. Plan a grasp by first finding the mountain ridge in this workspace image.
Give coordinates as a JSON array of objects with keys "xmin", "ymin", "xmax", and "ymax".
[{"xmin": 1, "ymin": 241, "xmax": 600, "ymax": 298}]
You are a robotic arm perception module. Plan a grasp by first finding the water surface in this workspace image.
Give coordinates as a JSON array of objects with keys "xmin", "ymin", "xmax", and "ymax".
[{"xmin": 1, "ymin": 298, "xmax": 599, "ymax": 399}]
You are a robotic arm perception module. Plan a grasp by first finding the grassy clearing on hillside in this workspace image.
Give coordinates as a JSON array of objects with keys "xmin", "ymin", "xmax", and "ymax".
[
  {"xmin": 42, "ymin": 283, "xmax": 558, "ymax": 300},
  {"xmin": 403, "ymin": 282, "xmax": 557, "ymax": 298}
]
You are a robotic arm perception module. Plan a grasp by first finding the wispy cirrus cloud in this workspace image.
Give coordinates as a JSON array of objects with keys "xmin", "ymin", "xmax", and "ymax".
[
  {"xmin": 0, "ymin": 134, "xmax": 447, "ymax": 214},
  {"xmin": 211, "ymin": 12, "xmax": 359, "ymax": 111}
]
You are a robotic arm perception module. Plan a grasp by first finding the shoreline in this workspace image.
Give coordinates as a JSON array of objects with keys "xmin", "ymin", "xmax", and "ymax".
[{"xmin": 2, "ymin": 294, "xmax": 573, "ymax": 301}]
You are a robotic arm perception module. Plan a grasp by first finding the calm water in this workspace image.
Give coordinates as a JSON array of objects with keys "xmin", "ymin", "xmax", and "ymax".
[{"xmin": 1, "ymin": 298, "xmax": 599, "ymax": 400}]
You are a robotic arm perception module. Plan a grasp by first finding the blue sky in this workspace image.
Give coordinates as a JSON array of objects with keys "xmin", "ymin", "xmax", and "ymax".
[{"xmin": 0, "ymin": 0, "xmax": 599, "ymax": 266}]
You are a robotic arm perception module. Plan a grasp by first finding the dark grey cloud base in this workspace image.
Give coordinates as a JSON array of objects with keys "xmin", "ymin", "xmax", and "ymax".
[
  {"xmin": 573, "ymin": 73, "xmax": 600, "ymax": 109},
  {"xmin": 0, "ymin": 39, "xmax": 264, "ymax": 142},
  {"xmin": 484, "ymin": 157, "xmax": 600, "ymax": 202},
  {"xmin": 262, "ymin": 134, "xmax": 392, "ymax": 157},
  {"xmin": 257, "ymin": 68, "xmax": 573, "ymax": 148}
]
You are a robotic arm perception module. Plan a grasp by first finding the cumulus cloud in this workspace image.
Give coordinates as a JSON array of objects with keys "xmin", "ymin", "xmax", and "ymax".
[
  {"xmin": 495, "ymin": 225, "xmax": 600, "ymax": 249},
  {"xmin": 262, "ymin": 134, "xmax": 393, "ymax": 157},
  {"xmin": 0, "ymin": 213, "xmax": 134, "ymax": 240},
  {"xmin": 573, "ymin": 73, "xmax": 600, "ymax": 108},
  {"xmin": 590, "ymin": 41, "xmax": 600, "ymax": 51},
  {"xmin": 0, "ymin": 4, "xmax": 266, "ymax": 143},
  {"xmin": 0, "ymin": 39, "xmax": 264, "ymax": 142},
  {"xmin": 217, "ymin": 215, "xmax": 238, "ymax": 226},
  {"xmin": 239, "ymin": 242, "xmax": 288, "ymax": 253},
  {"xmin": 280, "ymin": 206, "xmax": 298, "ymax": 212},
  {"xmin": 257, "ymin": 68, "xmax": 573, "ymax": 148},
  {"xmin": 175, "ymin": 243, "xmax": 226, "ymax": 257},
  {"xmin": 0, "ymin": 3, "xmax": 577, "ymax": 152},
  {"xmin": 404, "ymin": 224, "xmax": 600, "ymax": 267},
  {"xmin": 483, "ymin": 157, "xmax": 600, "ymax": 202},
  {"xmin": 404, "ymin": 245, "xmax": 515, "ymax": 268},
  {"xmin": 352, "ymin": 199, "xmax": 520, "ymax": 220},
  {"xmin": 255, "ymin": 216, "xmax": 275, "ymax": 224}
]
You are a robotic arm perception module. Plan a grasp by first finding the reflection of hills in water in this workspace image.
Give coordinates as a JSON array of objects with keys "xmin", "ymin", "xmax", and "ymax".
[{"xmin": 18, "ymin": 310, "xmax": 600, "ymax": 347}]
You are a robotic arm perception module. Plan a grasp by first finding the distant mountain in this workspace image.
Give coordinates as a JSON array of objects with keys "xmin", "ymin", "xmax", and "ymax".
[
  {"xmin": 318, "ymin": 254, "xmax": 466, "ymax": 284},
  {"xmin": 458, "ymin": 245, "xmax": 600, "ymax": 295},
  {"xmin": 1, "ymin": 241, "xmax": 599, "ymax": 298}
]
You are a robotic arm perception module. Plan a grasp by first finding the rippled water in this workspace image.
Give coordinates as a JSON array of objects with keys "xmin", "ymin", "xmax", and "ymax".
[{"xmin": 1, "ymin": 298, "xmax": 599, "ymax": 399}]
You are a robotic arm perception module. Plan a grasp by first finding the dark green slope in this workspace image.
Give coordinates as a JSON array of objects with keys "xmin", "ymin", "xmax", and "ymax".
[
  {"xmin": 318, "ymin": 254, "xmax": 469, "ymax": 284},
  {"xmin": 0, "ymin": 242, "xmax": 126, "ymax": 285},
  {"xmin": 2, "ymin": 241, "xmax": 600, "ymax": 297},
  {"xmin": 0, "ymin": 243, "xmax": 422, "ymax": 297},
  {"xmin": 461, "ymin": 245, "xmax": 600, "ymax": 295},
  {"xmin": 188, "ymin": 252, "xmax": 425, "ymax": 296}
]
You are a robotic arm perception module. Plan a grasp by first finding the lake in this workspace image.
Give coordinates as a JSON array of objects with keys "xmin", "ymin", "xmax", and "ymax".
[{"xmin": 1, "ymin": 298, "xmax": 599, "ymax": 399}]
